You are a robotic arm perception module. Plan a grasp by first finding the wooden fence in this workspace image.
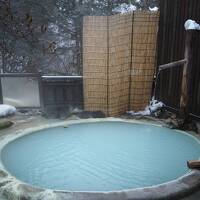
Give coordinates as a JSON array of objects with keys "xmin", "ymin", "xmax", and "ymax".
[
  {"xmin": 42, "ymin": 76, "xmax": 83, "ymax": 117},
  {"xmin": 83, "ymin": 11, "xmax": 159, "ymax": 116},
  {"xmin": 156, "ymin": 0, "xmax": 200, "ymax": 118},
  {"xmin": 0, "ymin": 74, "xmax": 83, "ymax": 117}
]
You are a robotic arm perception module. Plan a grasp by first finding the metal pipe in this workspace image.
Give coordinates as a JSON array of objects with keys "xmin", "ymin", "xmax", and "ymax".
[{"xmin": 159, "ymin": 59, "xmax": 186, "ymax": 71}]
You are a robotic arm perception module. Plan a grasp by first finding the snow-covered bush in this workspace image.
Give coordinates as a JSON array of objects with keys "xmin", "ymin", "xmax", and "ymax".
[
  {"xmin": 113, "ymin": 3, "xmax": 159, "ymax": 14},
  {"xmin": 113, "ymin": 3, "xmax": 137, "ymax": 14}
]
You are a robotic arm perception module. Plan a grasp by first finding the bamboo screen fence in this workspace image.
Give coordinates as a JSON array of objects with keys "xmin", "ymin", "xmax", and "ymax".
[{"xmin": 83, "ymin": 11, "xmax": 159, "ymax": 116}]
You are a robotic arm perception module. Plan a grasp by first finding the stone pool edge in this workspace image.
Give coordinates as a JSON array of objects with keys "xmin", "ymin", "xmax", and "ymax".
[{"xmin": 0, "ymin": 117, "xmax": 200, "ymax": 200}]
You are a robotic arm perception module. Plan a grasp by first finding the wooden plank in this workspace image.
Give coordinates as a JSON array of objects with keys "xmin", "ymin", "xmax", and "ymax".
[
  {"xmin": 0, "ymin": 73, "xmax": 41, "ymax": 77},
  {"xmin": 187, "ymin": 160, "xmax": 200, "ymax": 169}
]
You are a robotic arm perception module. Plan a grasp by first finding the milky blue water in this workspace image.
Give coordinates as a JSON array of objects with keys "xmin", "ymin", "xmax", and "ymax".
[{"xmin": 1, "ymin": 122, "xmax": 200, "ymax": 191}]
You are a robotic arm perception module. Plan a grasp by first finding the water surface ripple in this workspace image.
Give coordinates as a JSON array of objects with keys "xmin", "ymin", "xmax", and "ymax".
[{"xmin": 1, "ymin": 122, "xmax": 200, "ymax": 191}]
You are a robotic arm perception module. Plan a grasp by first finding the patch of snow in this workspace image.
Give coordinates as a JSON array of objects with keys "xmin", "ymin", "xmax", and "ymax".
[
  {"xmin": 48, "ymin": 23, "xmax": 59, "ymax": 34},
  {"xmin": 184, "ymin": 19, "xmax": 200, "ymax": 30},
  {"xmin": 128, "ymin": 107, "xmax": 151, "ymax": 116},
  {"xmin": 4, "ymin": 98, "xmax": 24, "ymax": 107},
  {"xmin": 0, "ymin": 104, "xmax": 16, "ymax": 117},
  {"xmin": 71, "ymin": 108, "xmax": 83, "ymax": 113},
  {"xmin": 57, "ymin": 40, "xmax": 67, "ymax": 48},
  {"xmin": 56, "ymin": 38, "xmax": 76, "ymax": 48},
  {"xmin": 113, "ymin": 3, "xmax": 137, "ymax": 14},
  {"xmin": 35, "ymin": 189, "xmax": 58, "ymax": 200},
  {"xmin": 149, "ymin": 6, "xmax": 158, "ymax": 12},
  {"xmin": 127, "ymin": 99, "xmax": 164, "ymax": 116}
]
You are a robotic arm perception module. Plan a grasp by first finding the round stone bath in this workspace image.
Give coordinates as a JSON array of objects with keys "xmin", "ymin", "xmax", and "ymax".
[{"xmin": 0, "ymin": 118, "xmax": 200, "ymax": 200}]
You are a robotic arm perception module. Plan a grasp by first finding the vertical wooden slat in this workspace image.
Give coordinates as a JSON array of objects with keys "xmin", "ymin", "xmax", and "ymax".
[{"xmin": 83, "ymin": 12, "xmax": 159, "ymax": 116}]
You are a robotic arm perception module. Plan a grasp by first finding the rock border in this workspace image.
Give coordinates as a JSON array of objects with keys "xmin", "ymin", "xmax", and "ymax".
[{"xmin": 0, "ymin": 118, "xmax": 200, "ymax": 200}]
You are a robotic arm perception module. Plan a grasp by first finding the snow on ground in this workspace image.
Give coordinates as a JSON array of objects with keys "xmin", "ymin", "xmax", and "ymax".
[
  {"xmin": 127, "ymin": 99, "xmax": 164, "ymax": 116},
  {"xmin": 184, "ymin": 19, "xmax": 200, "ymax": 30},
  {"xmin": 0, "ymin": 104, "xmax": 16, "ymax": 117}
]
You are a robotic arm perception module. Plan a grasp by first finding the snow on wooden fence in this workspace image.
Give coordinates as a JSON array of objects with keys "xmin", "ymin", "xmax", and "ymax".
[{"xmin": 83, "ymin": 11, "xmax": 159, "ymax": 116}]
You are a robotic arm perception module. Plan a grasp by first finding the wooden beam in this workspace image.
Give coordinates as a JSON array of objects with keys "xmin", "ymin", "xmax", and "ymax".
[
  {"xmin": 42, "ymin": 76, "xmax": 83, "ymax": 79},
  {"xmin": 0, "ymin": 73, "xmax": 41, "ymax": 77},
  {"xmin": 187, "ymin": 160, "xmax": 200, "ymax": 169},
  {"xmin": 159, "ymin": 59, "xmax": 186, "ymax": 71}
]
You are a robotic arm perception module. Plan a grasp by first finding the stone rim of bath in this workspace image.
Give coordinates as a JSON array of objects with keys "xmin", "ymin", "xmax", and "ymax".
[{"xmin": 0, "ymin": 118, "xmax": 200, "ymax": 200}]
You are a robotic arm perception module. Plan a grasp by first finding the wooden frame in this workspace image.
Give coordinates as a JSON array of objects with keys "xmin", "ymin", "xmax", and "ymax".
[{"xmin": 0, "ymin": 73, "xmax": 42, "ymax": 109}]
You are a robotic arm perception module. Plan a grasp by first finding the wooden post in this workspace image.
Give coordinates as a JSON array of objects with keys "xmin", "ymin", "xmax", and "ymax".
[
  {"xmin": 0, "ymin": 78, "xmax": 3, "ymax": 104},
  {"xmin": 38, "ymin": 72, "xmax": 45, "ymax": 113},
  {"xmin": 180, "ymin": 30, "xmax": 194, "ymax": 119}
]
